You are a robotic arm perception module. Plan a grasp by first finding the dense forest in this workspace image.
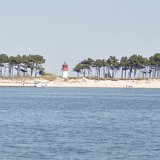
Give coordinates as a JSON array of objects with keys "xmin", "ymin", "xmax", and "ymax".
[
  {"xmin": 73, "ymin": 53, "xmax": 160, "ymax": 79},
  {"xmin": 0, "ymin": 54, "xmax": 45, "ymax": 77}
]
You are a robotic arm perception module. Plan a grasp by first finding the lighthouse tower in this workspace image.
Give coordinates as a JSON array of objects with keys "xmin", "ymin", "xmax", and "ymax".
[{"xmin": 62, "ymin": 62, "xmax": 69, "ymax": 78}]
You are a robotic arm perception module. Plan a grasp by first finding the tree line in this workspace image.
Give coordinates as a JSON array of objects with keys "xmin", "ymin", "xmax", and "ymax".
[
  {"xmin": 0, "ymin": 54, "xmax": 45, "ymax": 77},
  {"xmin": 73, "ymin": 53, "xmax": 160, "ymax": 79}
]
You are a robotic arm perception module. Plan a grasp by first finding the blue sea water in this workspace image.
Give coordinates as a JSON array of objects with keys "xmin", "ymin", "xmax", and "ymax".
[{"xmin": 0, "ymin": 87, "xmax": 160, "ymax": 160}]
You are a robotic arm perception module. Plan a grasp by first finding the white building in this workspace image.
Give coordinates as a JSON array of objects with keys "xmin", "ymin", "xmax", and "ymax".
[{"xmin": 62, "ymin": 62, "xmax": 69, "ymax": 78}]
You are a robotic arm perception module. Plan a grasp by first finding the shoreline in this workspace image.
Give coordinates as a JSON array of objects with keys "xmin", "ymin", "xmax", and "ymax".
[{"xmin": 0, "ymin": 77, "xmax": 160, "ymax": 88}]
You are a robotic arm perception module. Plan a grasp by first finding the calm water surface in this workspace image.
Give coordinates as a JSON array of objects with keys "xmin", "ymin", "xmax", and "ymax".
[{"xmin": 0, "ymin": 87, "xmax": 160, "ymax": 160}]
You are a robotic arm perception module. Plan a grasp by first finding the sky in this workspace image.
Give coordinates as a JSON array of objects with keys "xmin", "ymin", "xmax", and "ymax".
[{"xmin": 0, "ymin": 0, "xmax": 160, "ymax": 76}]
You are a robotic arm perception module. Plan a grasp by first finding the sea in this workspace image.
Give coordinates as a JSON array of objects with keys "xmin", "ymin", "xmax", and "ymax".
[{"xmin": 0, "ymin": 87, "xmax": 160, "ymax": 160}]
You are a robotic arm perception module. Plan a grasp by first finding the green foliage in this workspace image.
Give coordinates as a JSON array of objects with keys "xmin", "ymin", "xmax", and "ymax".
[
  {"xmin": 73, "ymin": 53, "xmax": 160, "ymax": 79},
  {"xmin": 42, "ymin": 73, "xmax": 56, "ymax": 81},
  {"xmin": 0, "ymin": 54, "xmax": 8, "ymax": 63},
  {"xmin": 150, "ymin": 53, "xmax": 160, "ymax": 66},
  {"xmin": 93, "ymin": 59, "xmax": 103, "ymax": 68},
  {"xmin": 0, "ymin": 54, "xmax": 46, "ymax": 77},
  {"xmin": 73, "ymin": 58, "xmax": 94, "ymax": 77},
  {"xmin": 120, "ymin": 56, "xmax": 129, "ymax": 68}
]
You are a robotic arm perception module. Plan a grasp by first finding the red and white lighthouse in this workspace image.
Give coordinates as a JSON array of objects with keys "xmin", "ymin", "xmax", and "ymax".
[{"xmin": 61, "ymin": 62, "xmax": 69, "ymax": 78}]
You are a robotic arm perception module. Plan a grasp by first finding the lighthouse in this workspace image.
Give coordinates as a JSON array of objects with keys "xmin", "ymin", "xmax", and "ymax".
[{"xmin": 62, "ymin": 62, "xmax": 69, "ymax": 78}]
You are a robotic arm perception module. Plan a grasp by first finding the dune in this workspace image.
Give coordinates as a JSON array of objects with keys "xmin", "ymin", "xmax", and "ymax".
[{"xmin": 0, "ymin": 77, "xmax": 160, "ymax": 88}]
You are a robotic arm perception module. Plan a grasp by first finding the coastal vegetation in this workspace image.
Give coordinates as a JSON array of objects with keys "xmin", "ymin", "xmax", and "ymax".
[
  {"xmin": 0, "ymin": 54, "xmax": 46, "ymax": 77},
  {"xmin": 73, "ymin": 53, "xmax": 160, "ymax": 79},
  {"xmin": 42, "ymin": 73, "xmax": 57, "ymax": 81}
]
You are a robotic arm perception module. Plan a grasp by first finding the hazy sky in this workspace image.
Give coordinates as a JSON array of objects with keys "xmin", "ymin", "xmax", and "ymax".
[{"xmin": 0, "ymin": 0, "xmax": 160, "ymax": 75}]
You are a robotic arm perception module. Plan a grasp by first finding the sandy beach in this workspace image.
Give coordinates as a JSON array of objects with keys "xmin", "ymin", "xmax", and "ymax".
[{"xmin": 0, "ymin": 77, "xmax": 160, "ymax": 88}]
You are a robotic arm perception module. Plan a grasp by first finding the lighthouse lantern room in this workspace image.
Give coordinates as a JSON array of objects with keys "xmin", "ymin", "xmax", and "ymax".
[{"xmin": 62, "ymin": 62, "xmax": 69, "ymax": 78}]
